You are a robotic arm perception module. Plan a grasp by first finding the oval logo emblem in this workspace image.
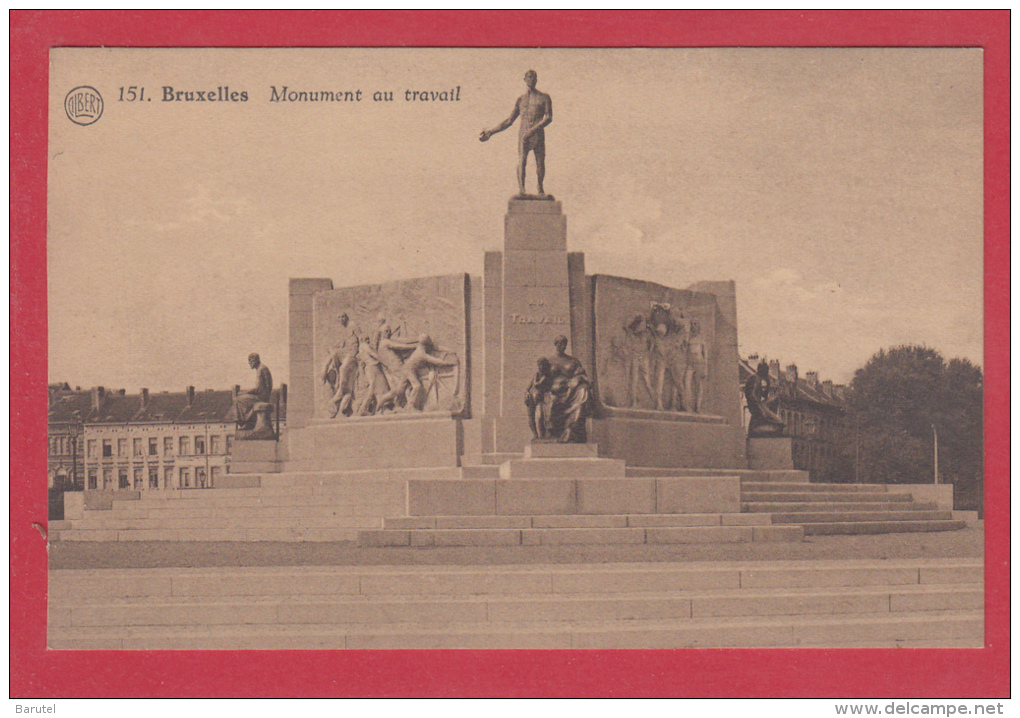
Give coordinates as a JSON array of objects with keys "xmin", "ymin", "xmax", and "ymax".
[{"xmin": 64, "ymin": 86, "xmax": 104, "ymax": 126}]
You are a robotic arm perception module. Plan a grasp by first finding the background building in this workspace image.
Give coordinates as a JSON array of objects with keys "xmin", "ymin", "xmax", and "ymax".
[
  {"xmin": 740, "ymin": 355, "xmax": 848, "ymax": 482},
  {"xmin": 47, "ymin": 382, "xmax": 87, "ymax": 490},
  {"xmin": 48, "ymin": 384, "xmax": 287, "ymax": 496}
]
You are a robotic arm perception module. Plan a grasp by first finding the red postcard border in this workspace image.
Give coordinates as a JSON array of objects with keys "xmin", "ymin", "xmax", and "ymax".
[{"xmin": 10, "ymin": 10, "xmax": 1010, "ymax": 698}]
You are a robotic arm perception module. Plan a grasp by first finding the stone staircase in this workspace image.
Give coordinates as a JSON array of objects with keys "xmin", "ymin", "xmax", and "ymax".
[
  {"xmin": 739, "ymin": 471, "xmax": 966, "ymax": 535},
  {"xmin": 359, "ymin": 512, "xmax": 800, "ymax": 548},
  {"xmin": 358, "ymin": 443, "xmax": 804, "ymax": 548},
  {"xmin": 48, "ymin": 558, "xmax": 984, "ymax": 649},
  {"xmin": 626, "ymin": 466, "xmax": 966, "ymax": 536},
  {"xmin": 50, "ymin": 437, "xmax": 965, "ymax": 543}
]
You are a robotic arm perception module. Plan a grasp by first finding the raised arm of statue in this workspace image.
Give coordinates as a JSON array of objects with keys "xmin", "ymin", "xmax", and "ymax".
[{"xmin": 479, "ymin": 100, "xmax": 520, "ymax": 142}]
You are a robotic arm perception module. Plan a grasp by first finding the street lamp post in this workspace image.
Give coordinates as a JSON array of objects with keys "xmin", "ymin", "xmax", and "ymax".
[{"xmin": 68, "ymin": 412, "xmax": 82, "ymax": 491}]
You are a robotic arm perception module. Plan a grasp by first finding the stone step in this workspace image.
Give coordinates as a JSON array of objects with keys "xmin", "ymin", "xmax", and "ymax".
[
  {"xmin": 52, "ymin": 527, "xmax": 364, "ymax": 542},
  {"xmin": 742, "ymin": 491, "xmax": 915, "ymax": 503},
  {"xmin": 459, "ymin": 465, "xmax": 501, "ymax": 479},
  {"xmin": 627, "ymin": 468, "xmax": 810, "ymax": 483},
  {"xmin": 358, "ymin": 524, "xmax": 803, "ymax": 548},
  {"xmin": 383, "ymin": 513, "xmax": 773, "ymax": 530},
  {"xmin": 255, "ymin": 466, "xmax": 461, "ymax": 485},
  {"xmin": 47, "ymin": 609, "xmax": 983, "ymax": 650},
  {"xmin": 499, "ymin": 457, "xmax": 627, "ymax": 479},
  {"xmin": 96, "ymin": 502, "xmax": 397, "ymax": 518},
  {"xmin": 770, "ymin": 510, "xmax": 955, "ymax": 524},
  {"xmin": 524, "ymin": 443, "xmax": 599, "ymax": 459},
  {"xmin": 460, "ymin": 453, "xmax": 523, "ymax": 466},
  {"xmin": 279, "ymin": 457, "xmax": 459, "ymax": 473},
  {"xmin": 50, "ymin": 585, "xmax": 983, "ymax": 627},
  {"xmin": 740, "ymin": 482, "xmax": 890, "ymax": 493},
  {"xmin": 744, "ymin": 501, "xmax": 938, "ymax": 513},
  {"xmin": 799, "ymin": 520, "xmax": 968, "ymax": 535},
  {"xmin": 48, "ymin": 560, "xmax": 984, "ymax": 600}
]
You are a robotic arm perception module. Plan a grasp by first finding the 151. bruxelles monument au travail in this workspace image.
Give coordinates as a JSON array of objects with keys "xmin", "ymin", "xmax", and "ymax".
[{"xmin": 50, "ymin": 70, "xmax": 977, "ymax": 651}]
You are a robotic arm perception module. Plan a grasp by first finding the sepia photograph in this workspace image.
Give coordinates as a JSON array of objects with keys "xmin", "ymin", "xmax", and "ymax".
[{"xmin": 12, "ymin": 10, "xmax": 1008, "ymax": 700}]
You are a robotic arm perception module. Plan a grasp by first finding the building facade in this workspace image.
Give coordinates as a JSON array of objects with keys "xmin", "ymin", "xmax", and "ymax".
[
  {"xmin": 740, "ymin": 356, "xmax": 848, "ymax": 481},
  {"xmin": 47, "ymin": 383, "xmax": 87, "ymax": 490},
  {"xmin": 49, "ymin": 384, "xmax": 286, "ymax": 493}
]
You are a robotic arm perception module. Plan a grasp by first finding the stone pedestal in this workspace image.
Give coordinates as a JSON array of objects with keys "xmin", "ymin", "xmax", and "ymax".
[
  {"xmin": 746, "ymin": 436, "xmax": 795, "ymax": 470},
  {"xmin": 500, "ymin": 441, "xmax": 625, "ymax": 479},
  {"xmin": 487, "ymin": 199, "xmax": 577, "ymax": 453}
]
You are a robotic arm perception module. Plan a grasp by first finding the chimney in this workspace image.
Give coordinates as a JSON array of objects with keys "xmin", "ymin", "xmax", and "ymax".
[
  {"xmin": 140, "ymin": 388, "xmax": 149, "ymax": 410},
  {"xmin": 232, "ymin": 384, "xmax": 240, "ymax": 399},
  {"xmin": 91, "ymin": 386, "xmax": 106, "ymax": 411},
  {"xmin": 805, "ymin": 371, "xmax": 819, "ymax": 389},
  {"xmin": 117, "ymin": 388, "xmax": 126, "ymax": 395},
  {"xmin": 785, "ymin": 364, "xmax": 798, "ymax": 385},
  {"xmin": 747, "ymin": 353, "xmax": 759, "ymax": 363},
  {"xmin": 822, "ymin": 380, "xmax": 833, "ymax": 397},
  {"xmin": 768, "ymin": 360, "xmax": 780, "ymax": 378},
  {"xmin": 186, "ymin": 386, "xmax": 195, "ymax": 406}
]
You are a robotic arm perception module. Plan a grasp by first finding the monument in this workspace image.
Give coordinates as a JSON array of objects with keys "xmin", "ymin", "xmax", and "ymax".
[{"xmin": 274, "ymin": 72, "xmax": 748, "ymax": 474}]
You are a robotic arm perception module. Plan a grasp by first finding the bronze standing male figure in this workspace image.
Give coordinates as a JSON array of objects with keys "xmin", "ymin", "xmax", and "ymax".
[{"xmin": 480, "ymin": 70, "xmax": 553, "ymax": 197}]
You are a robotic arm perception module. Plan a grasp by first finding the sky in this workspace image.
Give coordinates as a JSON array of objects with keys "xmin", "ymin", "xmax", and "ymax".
[{"xmin": 47, "ymin": 48, "xmax": 984, "ymax": 393}]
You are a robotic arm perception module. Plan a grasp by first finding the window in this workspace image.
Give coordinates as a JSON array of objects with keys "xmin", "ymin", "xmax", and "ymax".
[
  {"xmin": 164, "ymin": 436, "xmax": 174, "ymax": 456},
  {"xmin": 149, "ymin": 437, "xmax": 158, "ymax": 456},
  {"xmin": 118, "ymin": 468, "xmax": 129, "ymax": 489},
  {"xmin": 133, "ymin": 467, "xmax": 144, "ymax": 489},
  {"xmin": 179, "ymin": 436, "xmax": 190, "ymax": 455},
  {"xmin": 148, "ymin": 466, "xmax": 159, "ymax": 489},
  {"xmin": 180, "ymin": 467, "xmax": 191, "ymax": 488},
  {"xmin": 210, "ymin": 466, "xmax": 221, "ymax": 486},
  {"xmin": 133, "ymin": 438, "xmax": 143, "ymax": 456},
  {"xmin": 225, "ymin": 434, "xmax": 234, "ymax": 454},
  {"xmin": 196, "ymin": 466, "xmax": 207, "ymax": 488},
  {"xmin": 88, "ymin": 468, "xmax": 98, "ymax": 490},
  {"xmin": 102, "ymin": 469, "xmax": 113, "ymax": 490},
  {"xmin": 103, "ymin": 439, "xmax": 113, "ymax": 457},
  {"xmin": 195, "ymin": 435, "xmax": 206, "ymax": 455},
  {"xmin": 118, "ymin": 438, "xmax": 128, "ymax": 457},
  {"xmin": 87, "ymin": 439, "xmax": 97, "ymax": 458},
  {"xmin": 163, "ymin": 467, "xmax": 173, "ymax": 490},
  {"xmin": 57, "ymin": 437, "xmax": 66, "ymax": 455},
  {"xmin": 209, "ymin": 435, "xmax": 221, "ymax": 454}
]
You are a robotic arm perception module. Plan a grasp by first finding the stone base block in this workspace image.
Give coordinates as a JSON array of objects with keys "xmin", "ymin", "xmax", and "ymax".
[
  {"xmin": 82, "ymin": 491, "xmax": 141, "ymax": 511},
  {"xmin": 524, "ymin": 442, "xmax": 598, "ymax": 459},
  {"xmin": 408, "ymin": 480, "xmax": 495, "ymax": 516},
  {"xmin": 592, "ymin": 416, "xmax": 745, "ymax": 469},
  {"xmin": 746, "ymin": 437, "xmax": 795, "ymax": 471},
  {"xmin": 496, "ymin": 480, "xmax": 576, "ymax": 515},
  {"xmin": 63, "ymin": 492, "xmax": 85, "ymax": 520},
  {"xmin": 214, "ymin": 475, "xmax": 262, "ymax": 489},
  {"xmin": 406, "ymin": 475, "xmax": 742, "ymax": 517},
  {"xmin": 656, "ymin": 477, "xmax": 741, "ymax": 513},
  {"xmin": 897, "ymin": 484, "xmax": 955, "ymax": 511},
  {"xmin": 576, "ymin": 479, "xmax": 655, "ymax": 514},
  {"xmin": 231, "ymin": 440, "xmax": 285, "ymax": 474},
  {"xmin": 286, "ymin": 418, "xmax": 462, "ymax": 471},
  {"xmin": 499, "ymin": 458, "xmax": 626, "ymax": 479}
]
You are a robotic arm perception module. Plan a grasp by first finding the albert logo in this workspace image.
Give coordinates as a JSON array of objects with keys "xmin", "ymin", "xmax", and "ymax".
[{"xmin": 64, "ymin": 86, "xmax": 103, "ymax": 126}]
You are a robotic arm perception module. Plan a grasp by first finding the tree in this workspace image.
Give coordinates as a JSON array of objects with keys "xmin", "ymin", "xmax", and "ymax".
[{"xmin": 843, "ymin": 346, "xmax": 983, "ymax": 502}]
